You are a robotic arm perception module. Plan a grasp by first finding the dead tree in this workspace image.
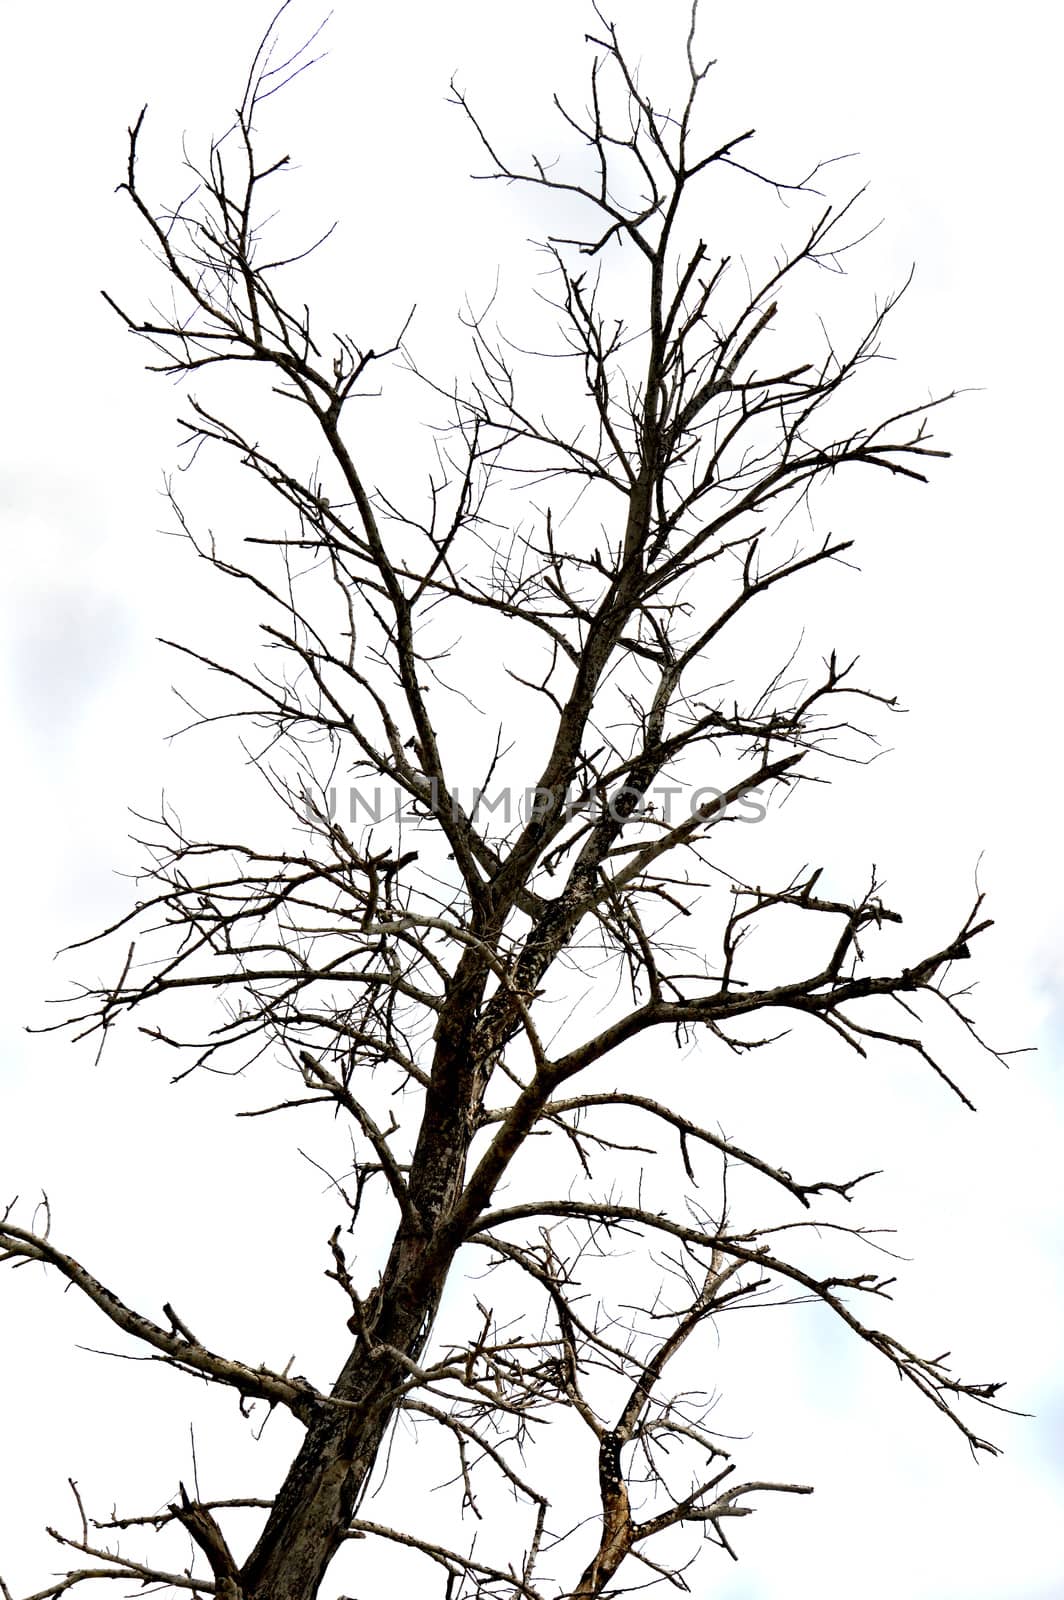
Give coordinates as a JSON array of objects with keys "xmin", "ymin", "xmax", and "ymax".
[{"xmin": 1, "ymin": 6, "xmax": 1016, "ymax": 1600}]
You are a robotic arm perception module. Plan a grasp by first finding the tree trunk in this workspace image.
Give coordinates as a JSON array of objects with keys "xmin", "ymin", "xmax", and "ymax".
[
  {"xmin": 242, "ymin": 955, "xmax": 491, "ymax": 1600},
  {"xmin": 239, "ymin": 1235, "xmax": 448, "ymax": 1600}
]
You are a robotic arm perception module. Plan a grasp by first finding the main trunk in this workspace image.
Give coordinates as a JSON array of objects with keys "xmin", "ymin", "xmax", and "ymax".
[
  {"xmin": 238, "ymin": 1233, "xmax": 450, "ymax": 1600},
  {"xmin": 241, "ymin": 950, "xmax": 493, "ymax": 1600}
]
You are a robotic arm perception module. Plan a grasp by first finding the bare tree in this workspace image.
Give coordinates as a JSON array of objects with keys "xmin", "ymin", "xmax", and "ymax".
[{"xmin": 1, "ymin": 6, "xmax": 1017, "ymax": 1600}]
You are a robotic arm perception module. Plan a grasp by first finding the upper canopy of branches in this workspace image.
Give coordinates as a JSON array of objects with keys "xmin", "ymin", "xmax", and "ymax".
[{"xmin": 2, "ymin": 8, "xmax": 1016, "ymax": 1600}]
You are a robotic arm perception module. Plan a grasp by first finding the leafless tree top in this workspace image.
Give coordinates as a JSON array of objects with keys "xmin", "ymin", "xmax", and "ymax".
[{"xmin": 1, "ymin": 7, "xmax": 1018, "ymax": 1600}]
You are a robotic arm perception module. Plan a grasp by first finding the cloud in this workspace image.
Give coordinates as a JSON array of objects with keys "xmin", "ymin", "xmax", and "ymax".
[{"xmin": 6, "ymin": 584, "xmax": 132, "ymax": 747}]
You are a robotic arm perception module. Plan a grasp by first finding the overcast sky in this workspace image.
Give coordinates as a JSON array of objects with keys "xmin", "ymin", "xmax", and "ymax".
[{"xmin": 1, "ymin": 3, "xmax": 1062, "ymax": 1598}]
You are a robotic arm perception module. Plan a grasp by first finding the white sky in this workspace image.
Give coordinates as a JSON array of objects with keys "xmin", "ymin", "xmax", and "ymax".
[{"xmin": 1, "ymin": 2, "xmax": 1062, "ymax": 1598}]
